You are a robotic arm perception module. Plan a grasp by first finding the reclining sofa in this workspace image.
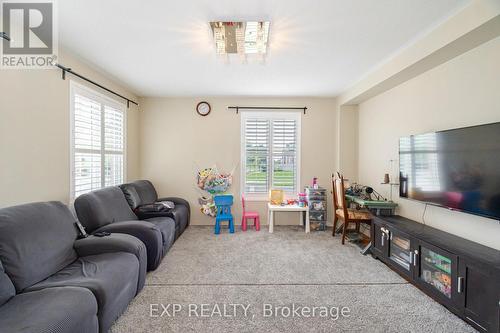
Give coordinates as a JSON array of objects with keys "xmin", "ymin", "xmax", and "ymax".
[
  {"xmin": 0, "ymin": 201, "xmax": 147, "ymax": 333},
  {"xmin": 119, "ymin": 180, "xmax": 190, "ymax": 240},
  {"xmin": 74, "ymin": 186, "xmax": 174, "ymax": 271}
]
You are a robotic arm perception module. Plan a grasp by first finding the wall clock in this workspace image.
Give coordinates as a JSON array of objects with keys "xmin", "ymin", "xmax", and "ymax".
[{"xmin": 196, "ymin": 101, "xmax": 211, "ymax": 116}]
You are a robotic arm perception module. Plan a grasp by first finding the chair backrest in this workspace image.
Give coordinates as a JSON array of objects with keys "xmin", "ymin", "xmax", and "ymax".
[
  {"xmin": 0, "ymin": 202, "xmax": 78, "ymax": 291},
  {"xmin": 74, "ymin": 186, "xmax": 138, "ymax": 233},
  {"xmin": 332, "ymin": 173, "xmax": 349, "ymax": 218},
  {"xmin": 214, "ymin": 195, "xmax": 233, "ymax": 216}
]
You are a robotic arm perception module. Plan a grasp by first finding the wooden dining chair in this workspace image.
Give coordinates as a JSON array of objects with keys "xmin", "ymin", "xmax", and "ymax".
[{"xmin": 332, "ymin": 172, "xmax": 372, "ymax": 244}]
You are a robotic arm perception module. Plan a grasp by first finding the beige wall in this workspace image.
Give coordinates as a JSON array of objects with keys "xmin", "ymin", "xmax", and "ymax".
[
  {"xmin": 0, "ymin": 49, "xmax": 140, "ymax": 207},
  {"xmin": 339, "ymin": 0, "xmax": 500, "ymax": 105},
  {"xmin": 139, "ymin": 97, "xmax": 337, "ymax": 226},
  {"xmin": 357, "ymin": 37, "xmax": 500, "ymax": 250},
  {"xmin": 337, "ymin": 105, "xmax": 359, "ymax": 182}
]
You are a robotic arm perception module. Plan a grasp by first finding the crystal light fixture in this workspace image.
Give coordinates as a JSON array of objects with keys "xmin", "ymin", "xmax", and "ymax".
[{"xmin": 210, "ymin": 22, "xmax": 270, "ymax": 55}]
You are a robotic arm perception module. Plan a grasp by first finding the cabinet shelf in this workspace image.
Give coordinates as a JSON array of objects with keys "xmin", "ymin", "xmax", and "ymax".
[
  {"xmin": 422, "ymin": 260, "xmax": 451, "ymax": 275},
  {"xmin": 371, "ymin": 215, "xmax": 500, "ymax": 333}
]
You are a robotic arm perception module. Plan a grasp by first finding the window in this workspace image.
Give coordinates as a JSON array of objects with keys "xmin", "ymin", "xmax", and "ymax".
[
  {"xmin": 241, "ymin": 111, "xmax": 301, "ymax": 199},
  {"xmin": 70, "ymin": 81, "xmax": 126, "ymax": 200}
]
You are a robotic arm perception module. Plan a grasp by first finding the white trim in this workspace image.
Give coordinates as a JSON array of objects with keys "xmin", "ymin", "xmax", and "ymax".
[
  {"xmin": 70, "ymin": 80, "xmax": 126, "ymax": 110},
  {"xmin": 240, "ymin": 110, "xmax": 301, "ymax": 201},
  {"xmin": 69, "ymin": 80, "xmax": 127, "ymax": 202}
]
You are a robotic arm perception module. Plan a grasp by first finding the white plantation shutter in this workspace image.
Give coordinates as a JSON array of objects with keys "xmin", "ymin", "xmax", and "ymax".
[
  {"xmin": 71, "ymin": 82, "xmax": 126, "ymax": 200},
  {"xmin": 104, "ymin": 106, "xmax": 124, "ymax": 187},
  {"xmin": 73, "ymin": 94, "xmax": 102, "ymax": 197},
  {"xmin": 244, "ymin": 118, "xmax": 270, "ymax": 193},
  {"xmin": 242, "ymin": 111, "xmax": 300, "ymax": 197},
  {"xmin": 272, "ymin": 119, "xmax": 298, "ymax": 192}
]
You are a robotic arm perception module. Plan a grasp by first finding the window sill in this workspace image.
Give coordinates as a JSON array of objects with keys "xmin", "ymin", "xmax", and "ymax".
[{"xmin": 243, "ymin": 193, "xmax": 297, "ymax": 202}]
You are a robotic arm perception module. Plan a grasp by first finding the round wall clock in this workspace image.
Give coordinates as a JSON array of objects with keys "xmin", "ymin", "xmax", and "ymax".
[{"xmin": 196, "ymin": 101, "xmax": 211, "ymax": 116}]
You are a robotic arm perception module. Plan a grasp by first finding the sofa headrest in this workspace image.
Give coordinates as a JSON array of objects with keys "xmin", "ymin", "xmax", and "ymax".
[
  {"xmin": 74, "ymin": 186, "xmax": 138, "ymax": 233},
  {"xmin": 0, "ymin": 202, "xmax": 78, "ymax": 291},
  {"xmin": 119, "ymin": 183, "xmax": 142, "ymax": 210},
  {"xmin": 0, "ymin": 260, "xmax": 15, "ymax": 306},
  {"xmin": 123, "ymin": 180, "xmax": 158, "ymax": 206},
  {"xmin": 134, "ymin": 180, "xmax": 158, "ymax": 204}
]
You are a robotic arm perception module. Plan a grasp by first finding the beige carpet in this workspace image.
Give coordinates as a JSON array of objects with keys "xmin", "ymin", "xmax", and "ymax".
[{"xmin": 111, "ymin": 226, "xmax": 476, "ymax": 333}]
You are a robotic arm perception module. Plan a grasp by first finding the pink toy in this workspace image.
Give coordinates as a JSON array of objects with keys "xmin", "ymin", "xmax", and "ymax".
[{"xmin": 241, "ymin": 194, "xmax": 260, "ymax": 231}]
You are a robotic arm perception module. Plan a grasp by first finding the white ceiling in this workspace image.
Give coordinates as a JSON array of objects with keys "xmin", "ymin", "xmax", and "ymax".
[{"xmin": 59, "ymin": 0, "xmax": 471, "ymax": 97}]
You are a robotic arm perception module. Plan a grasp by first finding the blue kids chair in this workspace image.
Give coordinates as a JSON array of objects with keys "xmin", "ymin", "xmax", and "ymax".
[{"xmin": 214, "ymin": 195, "xmax": 234, "ymax": 234}]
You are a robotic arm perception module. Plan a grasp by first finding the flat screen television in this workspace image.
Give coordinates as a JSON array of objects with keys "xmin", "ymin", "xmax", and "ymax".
[{"xmin": 399, "ymin": 122, "xmax": 500, "ymax": 220}]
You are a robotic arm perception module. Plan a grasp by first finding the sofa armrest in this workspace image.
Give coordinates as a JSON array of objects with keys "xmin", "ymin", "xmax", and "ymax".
[
  {"xmin": 157, "ymin": 197, "xmax": 190, "ymax": 227},
  {"xmin": 157, "ymin": 197, "xmax": 190, "ymax": 222},
  {"xmin": 157, "ymin": 197, "xmax": 190, "ymax": 210},
  {"xmin": 74, "ymin": 234, "xmax": 147, "ymax": 292}
]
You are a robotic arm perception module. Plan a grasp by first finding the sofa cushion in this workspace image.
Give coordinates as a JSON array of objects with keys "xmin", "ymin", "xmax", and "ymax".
[
  {"xmin": 26, "ymin": 252, "xmax": 139, "ymax": 333},
  {"xmin": 0, "ymin": 287, "xmax": 98, "ymax": 333},
  {"xmin": 74, "ymin": 234, "xmax": 148, "ymax": 294},
  {"xmin": 0, "ymin": 261, "xmax": 15, "ymax": 307},
  {"xmin": 119, "ymin": 183, "xmax": 143, "ymax": 210},
  {"xmin": 74, "ymin": 186, "xmax": 138, "ymax": 233},
  {"xmin": 144, "ymin": 217, "xmax": 176, "ymax": 256},
  {"xmin": 0, "ymin": 202, "xmax": 78, "ymax": 291},
  {"xmin": 336, "ymin": 208, "xmax": 372, "ymax": 220}
]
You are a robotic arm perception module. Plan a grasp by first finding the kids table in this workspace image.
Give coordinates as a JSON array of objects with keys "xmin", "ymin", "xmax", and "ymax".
[{"xmin": 267, "ymin": 203, "xmax": 310, "ymax": 233}]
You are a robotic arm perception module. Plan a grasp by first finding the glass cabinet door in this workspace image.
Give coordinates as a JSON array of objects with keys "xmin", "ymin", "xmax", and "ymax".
[
  {"xmin": 419, "ymin": 246, "xmax": 453, "ymax": 299},
  {"xmin": 388, "ymin": 230, "xmax": 412, "ymax": 272}
]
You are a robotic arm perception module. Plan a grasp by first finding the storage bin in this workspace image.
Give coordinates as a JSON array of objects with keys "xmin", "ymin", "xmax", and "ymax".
[
  {"xmin": 309, "ymin": 200, "xmax": 326, "ymax": 211},
  {"xmin": 310, "ymin": 211, "xmax": 326, "ymax": 221},
  {"xmin": 305, "ymin": 186, "xmax": 327, "ymax": 231}
]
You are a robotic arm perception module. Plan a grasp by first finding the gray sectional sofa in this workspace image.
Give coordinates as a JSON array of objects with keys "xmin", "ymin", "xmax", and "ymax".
[
  {"xmin": 0, "ymin": 201, "xmax": 147, "ymax": 333},
  {"xmin": 0, "ymin": 180, "xmax": 190, "ymax": 332}
]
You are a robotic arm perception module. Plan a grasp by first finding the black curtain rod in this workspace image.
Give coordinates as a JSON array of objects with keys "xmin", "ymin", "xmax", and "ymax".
[
  {"xmin": 228, "ymin": 106, "xmax": 307, "ymax": 114},
  {"xmin": 1, "ymin": 32, "xmax": 11, "ymax": 41},
  {"xmin": 55, "ymin": 64, "xmax": 139, "ymax": 108}
]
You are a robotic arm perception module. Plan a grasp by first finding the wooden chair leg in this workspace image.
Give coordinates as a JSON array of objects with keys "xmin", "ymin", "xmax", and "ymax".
[
  {"xmin": 341, "ymin": 220, "xmax": 348, "ymax": 245},
  {"xmin": 332, "ymin": 215, "xmax": 338, "ymax": 236},
  {"xmin": 355, "ymin": 222, "xmax": 360, "ymax": 233}
]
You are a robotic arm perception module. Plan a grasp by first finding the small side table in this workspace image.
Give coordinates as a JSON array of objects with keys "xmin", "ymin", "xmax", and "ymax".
[{"xmin": 267, "ymin": 203, "xmax": 310, "ymax": 233}]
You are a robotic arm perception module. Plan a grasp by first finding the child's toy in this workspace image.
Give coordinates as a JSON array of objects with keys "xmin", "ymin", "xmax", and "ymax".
[
  {"xmin": 269, "ymin": 189, "xmax": 284, "ymax": 205},
  {"xmin": 198, "ymin": 196, "xmax": 216, "ymax": 217},
  {"xmin": 298, "ymin": 192, "xmax": 307, "ymax": 207},
  {"xmin": 241, "ymin": 194, "xmax": 260, "ymax": 231},
  {"xmin": 214, "ymin": 195, "xmax": 234, "ymax": 234},
  {"xmin": 196, "ymin": 165, "xmax": 235, "ymax": 217},
  {"xmin": 197, "ymin": 167, "xmax": 233, "ymax": 194}
]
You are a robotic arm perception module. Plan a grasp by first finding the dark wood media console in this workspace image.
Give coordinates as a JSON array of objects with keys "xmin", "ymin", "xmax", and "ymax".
[{"xmin": 371, "ymin": 215, "xmax": 500, "ymax": 332}]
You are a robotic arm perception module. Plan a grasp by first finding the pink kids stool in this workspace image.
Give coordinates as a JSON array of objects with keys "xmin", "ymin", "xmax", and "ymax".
[{"xmin": 241, "ymin": 194, "xmax": 260, "ymax": 231}]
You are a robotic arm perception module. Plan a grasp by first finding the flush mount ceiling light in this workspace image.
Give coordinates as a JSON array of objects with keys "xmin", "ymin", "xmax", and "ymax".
[{"xmin": 210, "ymin": 21, "xmax": 270, "ymax": 55}]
